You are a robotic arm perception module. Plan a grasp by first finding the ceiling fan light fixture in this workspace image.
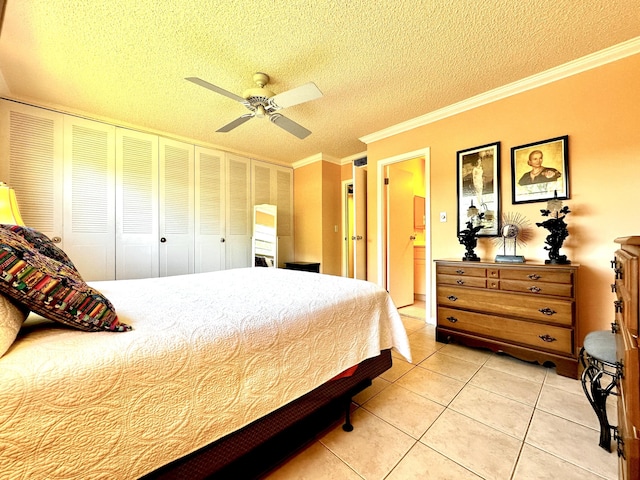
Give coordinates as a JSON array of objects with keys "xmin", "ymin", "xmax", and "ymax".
[{"xmin": 255, "ymin": 105, "xmax": 267, "ymax": 118}]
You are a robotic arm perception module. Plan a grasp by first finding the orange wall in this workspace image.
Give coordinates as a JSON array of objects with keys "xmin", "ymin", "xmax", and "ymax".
[
  {"xmin": 366, "ymin": 53, "xmax": 640, "ymax": 343},
  {"xmin": 321, "ymin": 161, "xmax": 342, "ymax": 275},
  {"xmin": 294, "ymin": 160, "xmax": 343, "ymax": 274},
  {"xmin": 294, "ymin": 162, "xmax": 323, "ymax": 263}
]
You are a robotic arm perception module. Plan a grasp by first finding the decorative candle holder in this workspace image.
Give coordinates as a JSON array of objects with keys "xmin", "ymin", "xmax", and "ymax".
[
  {"xmin": 536, "ymin": 191, "xmax": 571, "ymax": 264},
  {"xmin": 457, "ymin": 201, "xmax": 484, "ymax": 262}
]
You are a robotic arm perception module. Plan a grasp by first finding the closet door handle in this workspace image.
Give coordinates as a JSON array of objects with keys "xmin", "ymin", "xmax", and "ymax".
[
  {"xmin": 160, "ymin": 237, "xmax": 167, "ymax": 243},
  {"xmin": 220, "ymin": 238, "xmax": 225, "ymax": 243}
]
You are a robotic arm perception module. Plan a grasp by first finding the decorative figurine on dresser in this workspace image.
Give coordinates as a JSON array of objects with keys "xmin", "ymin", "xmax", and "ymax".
[
  {"xmin": 435, "ymin": 259, "xmax": 579, "ymax": 378},
  {"xmin": 609, "ymin": 236, "xmax": 640, "ymax": 479},
  {"xmin": 457, "ymin": 201, "xmax": 484, "ymax": 262},
  {"xmin": 536, "ymin": 192, "xmax": 571, "ymax": 264}
]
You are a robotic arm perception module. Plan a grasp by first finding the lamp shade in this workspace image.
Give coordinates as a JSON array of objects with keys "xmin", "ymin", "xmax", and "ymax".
[{"xmin": 0, "ymin": 182, "xmax": 25, "ymax": 225}]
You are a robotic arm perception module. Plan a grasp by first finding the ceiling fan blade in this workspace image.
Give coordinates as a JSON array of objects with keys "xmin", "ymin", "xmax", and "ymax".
[
  {"xmin": 185, "ymin": 77, "xmax": 247, "ymax": 103},
  {"xmin": 216, "ymin": 113, "xmax": 254, "ymax": 133},
  {"xmin": 269, "ymin": 82, "xmax": 323, "ymax": 110},
  {"xmin": 269, "ymin": 113, "xmax": 312, "ymax": 139}
]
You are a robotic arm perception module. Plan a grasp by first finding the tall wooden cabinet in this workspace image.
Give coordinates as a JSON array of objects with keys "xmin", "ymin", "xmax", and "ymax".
[
  {"xmin": 612, "ymin": 237, "xmax": 640, "ymax": 479},
  {"xmin": 0, "ymin": 99, "xmax": 281, "ymax": 279}
]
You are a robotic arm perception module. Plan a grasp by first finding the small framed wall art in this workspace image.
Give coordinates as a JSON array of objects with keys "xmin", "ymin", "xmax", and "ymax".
[
  {"xmin": 456, "ymin": 141, "xmax": 500, "ymax": 237},
  {"xmin": 511, "ymin": 135, "xmax": 569, "ymax": 204}
]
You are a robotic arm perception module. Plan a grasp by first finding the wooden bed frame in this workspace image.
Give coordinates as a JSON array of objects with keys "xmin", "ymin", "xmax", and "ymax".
[{"xmin": 143, "ymin": 349, "xmax": 393, "ymax": 479}]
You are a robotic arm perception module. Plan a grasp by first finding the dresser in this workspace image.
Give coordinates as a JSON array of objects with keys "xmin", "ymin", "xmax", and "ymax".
[
  {"xmin": 435, "ymin": 260, "xmax": 579, "ymax": 378},
  {"xmin": 612, "ymin": 237, "xmax": 640, "ymax": 479}
]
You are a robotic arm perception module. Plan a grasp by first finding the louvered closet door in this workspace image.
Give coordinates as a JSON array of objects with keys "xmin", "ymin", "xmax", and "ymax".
[
  {"xmin": 225, "ymin": 153, "xmax": 251, "ymax": 269},
  {"xmin": 195, "ymin": 146, "xmax": 225, "ymax": 273},
  {"xmin": 159, "ymin": 138, "xmax": 194, "ymax": 277},
  {"xmin": 0, "ymin": 100, "xmax": 64, "ymax": 240},
  {"xmin": 115, "ymin": 128, "xmax": 159, "ymax": 280},
  {"xmin": 63, "ymin": 116, "xmax": 116, "ymax": 281},
  {"xmin": 251, "ymin": 160, "xmax": 293, "ymax": 267},
  {"xmin": 252, "ymin": 161, "xmax": 272, "ymax": 205}
]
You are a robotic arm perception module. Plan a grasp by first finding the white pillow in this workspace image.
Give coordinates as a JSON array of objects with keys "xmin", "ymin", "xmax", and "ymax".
[{"xmin": 0, "ymin": 294, "xmax": 29, "ymax": 357}]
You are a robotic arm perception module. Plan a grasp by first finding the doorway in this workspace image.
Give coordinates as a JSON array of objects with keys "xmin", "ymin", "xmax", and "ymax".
[
  {"xmin": 342, "ymin": 164, "xmax": 367, "ymax": 280},
  {"xmin": 377, "ymin": 148, "xmax": 431, "ymax": 322}
]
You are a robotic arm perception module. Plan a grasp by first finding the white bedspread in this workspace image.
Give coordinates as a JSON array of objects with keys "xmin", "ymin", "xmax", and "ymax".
[{"xmin": 0, "ymin": 268, "xmax": 410, "ymax": 479}]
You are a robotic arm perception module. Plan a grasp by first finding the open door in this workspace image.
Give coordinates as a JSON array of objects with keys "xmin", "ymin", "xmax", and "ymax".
[
  {"xmin": 386, "ymin": 165, "xmax": 414, "ymax": 307},
  {"xmin": 353, "ymin": 166, "xmax": 367, "ymax": 280}
]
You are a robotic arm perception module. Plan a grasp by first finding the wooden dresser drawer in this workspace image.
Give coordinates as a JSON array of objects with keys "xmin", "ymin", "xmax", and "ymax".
[
  {"xmin": 437, "ymin": 307, "xmax": 573, "ymax": 355},
  {"xmin": 436, "ymin": 264, "xmax": 486, "ymax": 277},
  {"xmin": 499, "ymin": 279, "xmax": 574, "ymax": 297},
  {"xmin": 437, "ymin": 286, "xmax": 574, "ymax": 326},
  {"xmin": 498, "ymin": 268, "xmax": 573, "ymax": 284},
  {"xmin": 437, "ymin": 274, "xmax": 486, "ymax": 288}
]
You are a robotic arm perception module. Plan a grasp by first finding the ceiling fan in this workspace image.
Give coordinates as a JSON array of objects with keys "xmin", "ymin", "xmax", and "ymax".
[{"xmin": 185, "ymin": 73, "xmax": 323, "ymax": 139}]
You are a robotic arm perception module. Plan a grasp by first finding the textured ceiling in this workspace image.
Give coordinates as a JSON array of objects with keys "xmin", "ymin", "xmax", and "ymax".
[{"xmin": 0, "ymin": 1, "xmax": 639, "ymax": 166}]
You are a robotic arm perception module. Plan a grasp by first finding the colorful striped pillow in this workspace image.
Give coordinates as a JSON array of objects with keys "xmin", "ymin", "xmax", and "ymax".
[
  {"xmin": 0, "ymin": 227, "xmax": 131, "ymax": 332},
  {"xmin": 0, "ymin": 224, "xmax": 77, "ymax": 271}
]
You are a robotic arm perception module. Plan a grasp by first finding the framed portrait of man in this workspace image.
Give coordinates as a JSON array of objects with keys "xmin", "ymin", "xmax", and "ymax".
[{"xmin": 511, "ymin": 135, "xmax": 569, "ymax": 204}]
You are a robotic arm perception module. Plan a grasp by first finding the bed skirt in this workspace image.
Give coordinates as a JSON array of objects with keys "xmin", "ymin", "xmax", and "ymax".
[{"xmin": 142, "ymin": 349, "xmax": 393, "ymax": 479}]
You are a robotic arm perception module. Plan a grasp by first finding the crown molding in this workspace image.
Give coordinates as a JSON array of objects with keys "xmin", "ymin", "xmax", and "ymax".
[
  {"xmin": 360, "ymin": 36, "xmax": 640, "ymax": 145},
  {"xmin": 292, "ymin": 152, "xmax": 341, "ymax": 169}
]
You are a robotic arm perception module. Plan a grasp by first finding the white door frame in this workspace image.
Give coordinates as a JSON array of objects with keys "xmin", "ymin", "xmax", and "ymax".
[
  {"xmin": 341, "ymin": 179, "xmax": 352, "ymax": 277},
  {"xmin": 377, "ymin": 148, "xmax": 433, "ymax": 322}
]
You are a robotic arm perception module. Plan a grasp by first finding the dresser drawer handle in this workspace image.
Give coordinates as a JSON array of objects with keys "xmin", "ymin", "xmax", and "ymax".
[
  {"xmin": 447, "ymin": 295, "xmax": 458, "ymax": 301},
  {"xmin": 612, "ymin": 322, "xmax": 619, "ymax": 334},
  {"xmin": 539, "ymin": 334, "xmax": 556, "ymax": 342},
  {"xmin": 528, "ymin": 286, "xmax": 541, "ymax": 293},
  {"xmin": 446, "ymin": 316, "xmax": 458, "ymax": 323},
  {"xmin": 611, "ymin": 283, "xmax": 617, "ymax": 293},
  {"xmin": 614, "ymin": 300, "xmax": 623, "ymax": 313},
  {"xmin": 614, "ymin": 427, "xmax": 625, "ymax": 459},
  {"xmin": 527, "ymin": 274, "xmax": 541, "ymax": 280},
  {"xmin": 456, "ymin": 279, "xmax": 465, "ymax": 285},
  {"xmin": 538, "ymin": 307, "xmax": 556, "ymax": 316},
  {"xmin": 615, "ymin": 267, "xmax": 623, "ymax": 280},
  {"xmin": 455, "ymin": 269, "xmax": 465, "ymax": 275}
]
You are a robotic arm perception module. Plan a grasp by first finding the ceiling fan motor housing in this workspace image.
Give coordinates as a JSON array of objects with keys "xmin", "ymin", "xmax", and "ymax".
[{"xmin": 243, "ymin": 73, "xmax": 277, "ymax": 117}]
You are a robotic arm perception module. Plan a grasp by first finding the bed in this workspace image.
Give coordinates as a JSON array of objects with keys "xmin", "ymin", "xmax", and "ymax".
[{"xmin": 0, "ymin": 255, "xmax": 411, "ymax": 479}]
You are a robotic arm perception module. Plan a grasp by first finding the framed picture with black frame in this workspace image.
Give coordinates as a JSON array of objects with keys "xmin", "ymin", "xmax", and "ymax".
[
  {"xmin": 456, "ymin": 141, "xmax": 500, "ymax": 237},
  {"xmin": 511, "ymin": 135, "xmax": 569, "ymax": 204}
]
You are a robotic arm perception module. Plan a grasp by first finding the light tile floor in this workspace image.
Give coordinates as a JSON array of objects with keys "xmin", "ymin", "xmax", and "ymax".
[{"xmin": 264, "ymin": 308, "xmax": 619, "ymax": 480}]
